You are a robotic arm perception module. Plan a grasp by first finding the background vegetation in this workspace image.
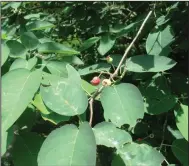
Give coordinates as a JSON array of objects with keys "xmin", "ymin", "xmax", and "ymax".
[{"xmin": 1, "ymin": 2, "xmax": 188, "ymax": 166}]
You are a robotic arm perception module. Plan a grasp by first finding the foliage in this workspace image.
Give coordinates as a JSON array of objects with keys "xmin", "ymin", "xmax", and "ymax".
[{"xmin": 1, "ymin": 2, "xmax": 188, "ymax": 166}]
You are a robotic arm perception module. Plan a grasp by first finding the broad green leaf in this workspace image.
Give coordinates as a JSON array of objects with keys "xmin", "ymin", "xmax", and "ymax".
[
  {"xmin": 6, "ymin": 40, "xmax": 27, "ymax": 58},
  {"xmin": 12, "ymin": 132, "xmax": 44, "ymax": 166},
  {"xmin": 41, "ymin": 112, "xmax": 70, "ymax": 125},
  {"xmin": 97, "ymin": 34, "xmax": 116, "ymax": 55},
  {"xmin": 32, "ymin": 93, "xmax": 51, "ymax": 115},
  {"xmin": 93, "ymin": 122, "xmax": 132, "ymax": 148},
  {"xmin": 79, "ymin": 37, "xmax": 100, "ymax": 51},
  {"xmin": 40, "ymin": 78, "xmax": 88, "ymax": 116},
  {"xmin": 111, "ymin": 21, "xmax": 141, "ymax": 37},
  {"xmin": 111, "ymin": 155, "xmax": 125, "ymax": 166},
  {"xmin": 78, "ymin": 63, "xmax": 111, "ymax": 76},
  {"xmin": 172, "ymin": 139, "xmax": 188, "ymax": 166},
  {"xmin": 24, "ymin": 13, "xmax": 42, "ymax": 20},
  {"xmin": 41, "ymin": 72, "xmax": 64, "ymax": 86},
  {"xmin": 10, "ymin": 2, "xmax": 21, "ymax": 10},
  {"xmin": 66, "ymin": 64, "xmax": 81, "ymax": 85},
  {"xmin": 81, "ymin": 79, "xmax": 97, "ymax": 96},
  {"xmin": 126, "ymin": 55, "xmax": 176, "ymax": 72},
  {"xmin": 146, "ymin": 25, "xmax": 174, "ymax": 56},
  {"xmin": 38, "ymin": 42, "xmax": 80, "ymax": 55},
  {"xmin": 1, "ymin": 127, "xmax": 14, "ymax": 156},
  {"xmin": 26, "ymin": 21, "xmax": 55, "ymax": 31},
  {"xmin": 20, "ymin": 32, "xmax": 39, "ymax": 50},
  {"xmin": 1, "ymin": 43, "xmax": 10, "ymax": 66},
  {"xmin": 9, "ymin": 59, "xmax": 28, "ymax": 71},
  {"xmin": 58, "ymin": 55, "xmax": 84, "ymax": 65},
  {"xmin": 174, "ymin": 104, "xmax": 188, "ymax": 141},
  {"xmin": 118, "ymin": 143, "xmax": 165, "ymax": 166},
  {"xmin": 27, "ymin": 56, "xmax": 38, "ymax": 69},
  {"xmin": 2, "ymin": 69, "xmax": 42, "ymax": 131},
  {"xmin": 101, "ymin": 83, "xmax": 144, "ymax": 127},
  {"xmin": 46, "ymin": 61, "xmax": 68, "ymax": 77},
  {"xmin": 38, "ymin": 37, "xmax": 52, "ymax": 43},
  {"xmin": 139, "ymin": 74, "xmax": 177, "ymax": 114},
  {"xmin": 37, "ymin": 122, "xmax": 96, "ymax": 166},
  {"xmin": 167, "ymin": 126, "xmax": 184, "ymax": 139},
  {"xmin": 156, "ymin": 15, "xmax": 170, "ymax": 26},
  {"xmin": 9, "ymin": 57, "xmax": 37, "ymax": 71}
]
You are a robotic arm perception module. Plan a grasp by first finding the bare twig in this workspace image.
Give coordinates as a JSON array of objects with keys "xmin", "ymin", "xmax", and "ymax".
[
  {"xmin": 111, "ymin": 11, "xmax": 152, "ymax": 79},
  {"xmin": 159, "ymin": 114, "xmax": 168, "ymax": 152},
  {"xmin": 89, "ymin": 11, "xmax": 152, "ymax": 126}
]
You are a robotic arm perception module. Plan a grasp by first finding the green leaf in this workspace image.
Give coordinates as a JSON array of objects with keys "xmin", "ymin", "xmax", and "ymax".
[
  {"xmin": 167, "ymin": 126, "xmax": 184, "ymax": 139},
  {"xmin": 174, "ymin": 104, "xmax": 188, "ymax": 141},
  {"xmin": 79, "ymin": 37, "xmax": 100, "ymax": 51},
  {"xmin": 110, "ymin": 54, "xmax": 122, "ymax": 67},
  {"xmin": 146, "ymin": 25, "xmax": 174, "ymax": 56},
  {"xmin": 111, "ymin": 21, "xmax": 141, "ymax": 37},
  {"xmin": 78, "ymin": 63, "xmax": 110, "ymax": 76},
  {"xmin": 67, "ymin": 64, "xmax": 81, "ymax": 85},
  {"xmin": 118, "ymin": 143, "xmax": 165, "ymax": 166},
  {"xmin": 1, "ymin": 43, "xmax": 10, "ymax": 66},
  {"xmin": 156, "ymin": 15, "xmax": 170, "ymax": 26},
  {"xmin": 32, "ymin": 93, "xmax": 51, "ymax": 115},
  {"xmin": 38, "ymin": 42, "xmax": 80, "ymax": 55},
  {"xmin": 10, "ymin": 2, "xmax": 21, "ymax": 10},
  {"xmin": 93, "ymin": 122, "xmax": 132, "ymax": 148},
  {"xmin": 1, "ymin": 127, "xmax": 14, "ymax": 156},
  {"xmin": 6, "ymin": 40, "xmax": 27, "ymax": 58},
  {"xmin": 81, "ymin": 79, "xmax": 97, "ymax": 96},
  {"xmin": 26, "ymin": 21, "xmax": 55, "ymax": 31},
  {"xmin": 9, "ymin": 57, "xmax": 37, "ymax": 71},
  {"xmin": 2, "ymin": 69, "xmax": 42, "ymax": 131},
  {"xmin": 97, "ymin": 34, "xmax": 116, "ymax": 55},
  {"xmin": 46, "ymin": 61, "xmax": 68, "ymax": 77},
  {"xmin": 111, "ymin": 154, "xmax": 125, "ymax": 166},
  {"xmin": 172, "ymin": 139, "xmax": 188, "ymax": 166},
  {"xmin": 20, "ymin": 32, "xmax": 39, "ymax": 50},
  {"xmin": 12, "ymin": 132, "xmax": 44, "ymax": 166},
  {"xmin": 41, "ymin": 112, "xmax": 70, "ymax": 125},
  {"xmin": 62, "ymin": 56, "xmax": 84, "ymax": 65},
  {"xmin": 126, "ymin": 55, "xmax": 176, "ymax": 72},
  {"xmin": 40, "ymin": 77, "xmax": 88, "ymax": 116},
  {"xmin": 37, "ymin": 122, "xmax": 96, "ymax": 166},
  {"xmin": 139, "ymin": 74, "xmax": 177, "ymax": 114},
  {"xmin": 101, "ymin": 83, "xmax": 144, "ymax": 127}
]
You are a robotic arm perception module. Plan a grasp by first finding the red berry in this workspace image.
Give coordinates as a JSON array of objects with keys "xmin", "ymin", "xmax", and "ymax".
[
  {"xmin": 137, "ymin": 138, "xmax": 143, "ymax": 141},
  {"xmin": 90, "ymin": 76, "xmax": 101, "ymax": 86}
]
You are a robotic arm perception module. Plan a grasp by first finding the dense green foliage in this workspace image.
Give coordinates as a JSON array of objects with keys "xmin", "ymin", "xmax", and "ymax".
[{"xmin": 1, "ymin": 2, "xmax": 188, "ymax": 166}]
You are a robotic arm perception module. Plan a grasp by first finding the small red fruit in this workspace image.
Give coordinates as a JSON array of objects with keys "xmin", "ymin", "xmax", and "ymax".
[{"xmin": 90, "ymin": 76, "xmax": 101, "ymax": 86}]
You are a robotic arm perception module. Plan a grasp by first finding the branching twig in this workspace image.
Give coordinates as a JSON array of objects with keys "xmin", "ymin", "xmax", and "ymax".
[
  {"xmin": 89, "ymin": 11, "xmax": 152, "ymax": 126},
  {"xmin": 111, "ymin": 10, "xmax": 152, "ymax": 79}
]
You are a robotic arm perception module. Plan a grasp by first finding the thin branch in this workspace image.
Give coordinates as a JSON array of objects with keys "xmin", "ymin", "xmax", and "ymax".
[
  {"xmin": 89, "ymin": 86, "xmax": 104, "ymax": 126},
  {"xmin": 89, "ymin": 11, "xmax": 152, "ymax": 126},
  {"xmin": 159, "ymin": 114, "xmax": 168, "ymax": 152},
  {"xmin": 111, "ymin": 10, "xmax": 152, "ymax": 79}
]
